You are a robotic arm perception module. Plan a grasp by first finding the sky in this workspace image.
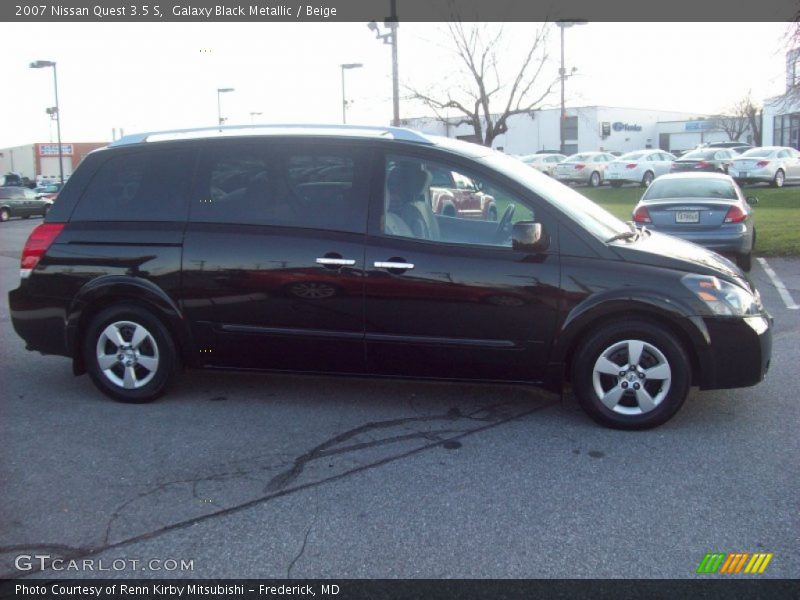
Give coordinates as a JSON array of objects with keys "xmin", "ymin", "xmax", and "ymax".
[{"xmin": 0, "ymin": 21, "xmax": 791, "ymax": 147}]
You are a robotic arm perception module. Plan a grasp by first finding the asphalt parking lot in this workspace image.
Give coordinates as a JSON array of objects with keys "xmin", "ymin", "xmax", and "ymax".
[{"xmin": 0, "ymin": 216, "xmax": 798, "ymax": 580}]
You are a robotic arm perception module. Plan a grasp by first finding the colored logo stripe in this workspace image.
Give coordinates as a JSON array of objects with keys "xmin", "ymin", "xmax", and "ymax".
[
  {"xmin": 697, "ymin": 553, "xmax": 773, "ymax": 574},
  {"xmin": 744, "ymin": 553, "xmax": 773, "ymax": 574}
]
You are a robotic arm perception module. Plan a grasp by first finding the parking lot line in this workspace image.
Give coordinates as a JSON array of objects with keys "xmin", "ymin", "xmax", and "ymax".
[{"xmin": 757, "ymin": 257, "xmax": 799, "ymax": 310}]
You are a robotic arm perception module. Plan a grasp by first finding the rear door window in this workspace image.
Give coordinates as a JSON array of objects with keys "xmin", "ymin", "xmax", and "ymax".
[
  {"xmin": 190, "ymin": 141, "xmax": 369, "ymax": 234},
  {"xmin": 72, "ymin": 149, "xmax": 195, "ymax": 221}
]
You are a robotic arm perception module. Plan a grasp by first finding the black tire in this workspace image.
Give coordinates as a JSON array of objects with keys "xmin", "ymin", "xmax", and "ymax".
[
  {"xmin": 610, "ymin": 181, "xmax": 623, "ymax": 188},
  {"xmin": 771, "ymin": 169, "xmax": 785, "ymax": 188},
  {"xmin": 589, "ymin": 171, "xmax": 601, "ymax": 187},
  {"xmin": 83, "ymin": 304, "xmax": 177, "ymax": 403},
  {"xmin": 442, "ymin": 205, "xmax": 456, "ymax": 217},
  {"xmin": 641, "ymin": 171, "xmax": 655, "ymax": 187},
  {"xmin": 571, "ymin": 319, "xmax": 691, "ymax": 430},
  {"xmin": 488, "ymin": 206, "xmax": 498, "ymax": 221},
  {"xmin": 22, "ymin": 214, "xmax": 31, "ymax": 219},
  {"xmin": 736, "ymin": 252, "xmax": 752, "ymax": 272},
  {"xmin": 0, "ymin": 208, "xmax": 9, "ymax": 222}
]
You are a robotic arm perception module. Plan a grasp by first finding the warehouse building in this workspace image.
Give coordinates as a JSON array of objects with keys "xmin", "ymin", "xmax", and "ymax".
[
  {"xmin": 0, "ymin": 141, "xmax": 107, "ymax": 184},
  {"xmin": 762, "ymin": 47, "xmax": 800, "ymax": 150},
  {"xmin": 403, "ymin": 105, "xmax": 758, "ymax": 156}
]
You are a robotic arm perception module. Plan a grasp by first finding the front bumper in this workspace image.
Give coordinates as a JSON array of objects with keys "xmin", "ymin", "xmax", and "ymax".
[{"xmin": 697, "ymin": 313, "xmax": 772, "ymax": 390}]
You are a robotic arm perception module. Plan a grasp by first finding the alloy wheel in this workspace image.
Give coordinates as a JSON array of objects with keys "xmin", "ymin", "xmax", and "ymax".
[
  {"xmin": 95, "ymin": 320, "xmax": 160, "ymax": 389},
  {"xmin": 591, "ymin": 339, "xmax": 672, "ymax": 415}
]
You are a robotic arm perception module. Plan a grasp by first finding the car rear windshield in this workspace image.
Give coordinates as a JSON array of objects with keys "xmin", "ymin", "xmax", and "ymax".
[
  {"xmin": 564, "ymin": 153, "xmax": 596, "ymax": 162},
  {"xmin": 738, "ymin": 148, "xmax": 775, "ymax": 158},
  {"xmin": 680, "ymin": 149, "xmax": 717, "ymax": 159},
  {"xmin": 643, "ymin": 178, "xmax": 738, "ymax": 200},
  {"xmin": 619, "ymin": 151, "xmax": 647, "ymax": 161}
]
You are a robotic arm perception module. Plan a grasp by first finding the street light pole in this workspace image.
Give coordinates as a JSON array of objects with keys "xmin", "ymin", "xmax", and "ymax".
[
  {"xmin": 340, "ymin": 63, "xmax": 363, "ymax": 124},
  {"xmin": 389, "ymin": 0, "xmax": 399, "ymax": 126},
  {"xmin": 368, "ymin": 0, "xmax": 400, "ymax": 127},
  {"xmin": 556, "ymin": 21, "xmax": 587, "ymax": 155},
  {"xmin": 217, "ymin": 87, "xmax": 234, "ymax": 129},
  {"xmin": 30, "ymin": 60, "xmax": 64, "ymax": 186}
]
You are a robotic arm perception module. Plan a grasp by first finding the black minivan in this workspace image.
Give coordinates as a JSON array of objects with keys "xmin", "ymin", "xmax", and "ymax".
[{"xmin": 8, "ymin": 125, "xmax": 772, "ymax": 429}]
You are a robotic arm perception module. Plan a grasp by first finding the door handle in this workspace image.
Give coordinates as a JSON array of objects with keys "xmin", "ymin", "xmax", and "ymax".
[
  {"xmin": 316, "ymin": 257, "xmax": 356, "ymax": 266},
  {"xmin": 374, "ymin": 261, "xmax": 415, "ymax": 270}
]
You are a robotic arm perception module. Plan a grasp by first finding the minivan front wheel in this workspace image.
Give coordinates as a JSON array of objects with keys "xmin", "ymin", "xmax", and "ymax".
[
  {"xmin": 84, "ymin": 304, "xmax": 177, "ymax": 403},
  {"xmin": 571, "ymin": 320, "xmax": 691, "ymax": 429}
]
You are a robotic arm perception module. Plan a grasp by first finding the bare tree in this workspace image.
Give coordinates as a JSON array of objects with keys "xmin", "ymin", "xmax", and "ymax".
[
  {"xmin": 710, "ymin": 92, "xmax": 762, "ymax": 143},
  {"xmin": 406, "ymin": 22, "xmax": 558, "ymax": 147},
  {"xmin": 709, "ymin": 114, "xmax": 748, "ymax": 142}
]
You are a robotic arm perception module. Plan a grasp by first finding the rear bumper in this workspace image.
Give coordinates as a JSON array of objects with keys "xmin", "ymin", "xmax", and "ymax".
[
  {"xmin": 697, "ymin": 314, "xmax": 772, "ymax": 390},
  {"xmin": 8, "ymin": 286, "xmax": 70, "ymax": 357},
  {"xmin": 729, "ymin": 167, "xmax": 773, "ymax": 184},
  {"xmin": 649, "ymin": 226, "xmax": 752, "ymax": 254}
]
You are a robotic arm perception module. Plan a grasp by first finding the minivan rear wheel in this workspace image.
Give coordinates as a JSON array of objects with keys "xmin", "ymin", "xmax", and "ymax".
[
  {"xmin": 84, "ymin": 304, "xmax": 177, "ymax": 403},
  {"xmin": 571, "ymin": 320, "xmax": 691, "ymax": 429}
]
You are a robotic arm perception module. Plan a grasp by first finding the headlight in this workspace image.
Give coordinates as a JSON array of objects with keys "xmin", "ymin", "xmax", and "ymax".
[{"xmin": 681, "ymin": 274, "xmax": 761, "ymax": 316}]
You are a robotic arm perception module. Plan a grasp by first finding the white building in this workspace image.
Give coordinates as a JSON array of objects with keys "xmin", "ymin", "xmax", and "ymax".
[
  {"xmin": 403, "ymin": 105, "xmax": 710, "ymax": 155},
  {"xmin": 762, "ymin": 47, "xmax": 800, "ymax": 149}
]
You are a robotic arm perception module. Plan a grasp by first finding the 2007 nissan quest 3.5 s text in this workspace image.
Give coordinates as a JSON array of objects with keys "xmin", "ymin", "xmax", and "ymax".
[{"xmin": 8, "ymin": 125, "xmax": 773, "ymax": 429}]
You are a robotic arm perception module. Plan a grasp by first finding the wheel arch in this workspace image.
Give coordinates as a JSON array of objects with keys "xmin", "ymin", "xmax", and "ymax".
[
  {"xmin": 550, "ymin": 298, "xmax": 709, "ymax": 388},
  {"xmin": 67, "ymin": 276, "xmax": 195, "ymax": 375}
]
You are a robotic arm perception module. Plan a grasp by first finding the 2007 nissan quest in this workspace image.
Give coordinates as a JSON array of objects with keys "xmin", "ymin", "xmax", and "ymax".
[{"xmin": 9, "ymin": 125, "xmax": 773, "ymax": 429}]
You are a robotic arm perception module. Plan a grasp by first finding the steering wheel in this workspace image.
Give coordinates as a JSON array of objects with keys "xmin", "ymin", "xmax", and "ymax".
[{"xmin": 493, "ymin": 203, "xmax": 516, "ymax": 244}]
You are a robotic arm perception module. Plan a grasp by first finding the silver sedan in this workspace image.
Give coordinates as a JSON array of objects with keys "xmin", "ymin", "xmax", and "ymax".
[
  {"xmin": 631, "ymin": 172, "xmax": 757, "ymax": 271},
  {"xmin": 728, "ymin": 146, "xmax": 800, "ymax": 188}
]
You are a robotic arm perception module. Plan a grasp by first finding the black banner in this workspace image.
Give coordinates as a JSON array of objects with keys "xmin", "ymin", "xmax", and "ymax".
[
  {"xmin": 2, "ymin": 579, "xmax": 800, "ymax": 600},
  {"xmin": 2, "ymin": 0, "xmax": 799, "ymax": 22}
]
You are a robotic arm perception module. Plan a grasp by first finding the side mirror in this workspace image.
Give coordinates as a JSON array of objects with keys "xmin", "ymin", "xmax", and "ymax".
[
  {"xmin": 746, "ymin": 196, "xmax": 758, "ymax": 206},
  {"xmin": 512, "ymin": 221, "xmax": 549, "ymax": 253}
]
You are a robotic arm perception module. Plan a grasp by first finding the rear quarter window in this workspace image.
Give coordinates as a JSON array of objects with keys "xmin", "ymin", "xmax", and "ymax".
[{"xmin": 71, "ymin": 148, "xmax": 195, "ymax": 222}]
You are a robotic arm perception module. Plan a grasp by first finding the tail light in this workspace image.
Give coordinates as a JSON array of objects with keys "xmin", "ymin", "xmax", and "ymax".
[
  {"xmin": 633, "ymin": 206, "xmax": 651, "ymax": 223},
  {"xmin": 20, "ymin": 223, "xmax": 64, "ymax": 279},
  {"xmin": 696, "ymin": 161, "xmax": 710, "ymax": 169},
  {"xmin": 755, "ymin": 160, "xmax": 769, "ymax": 168},
  {"xmin": 574, "ymin": 163, "xmax": 586, "ymax": 170},
  {"xmin": 626, "ymin": 163, "xmax": 637, "ymax": 169},
  {"xmin": 724, "ymin": 205, "xmax": 747, "ymax": 223}
]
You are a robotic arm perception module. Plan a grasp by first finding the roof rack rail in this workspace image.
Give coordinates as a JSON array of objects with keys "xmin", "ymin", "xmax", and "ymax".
[{"xmin": 107, "ymin": 124, "xmax": 433, "ymax": 147}]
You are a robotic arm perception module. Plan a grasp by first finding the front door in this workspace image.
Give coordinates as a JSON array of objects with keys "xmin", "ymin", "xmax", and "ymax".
[
  {"xmin": 181, "ymin": 139, "xmax": 371, "ymax": 374},
  {"xmin": 363, "ymin": 151, "xmax": 561, "ymax": 382}
]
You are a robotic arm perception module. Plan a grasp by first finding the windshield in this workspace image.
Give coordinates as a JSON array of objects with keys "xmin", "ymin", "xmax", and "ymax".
[
  {"xmin": 564, "ymin": 153, "xmax": 596, "ymax": 163},
  {"xmin": 643, "ymin": 177, "xmax": 738, "ymax": 200},
  {"xmin": 520, "ymin": 155, "xmax": 543, "ymax": 163},
  {"xmin": 619, "ymin": 151, "xmax": 647, "ymax": 161},
  {"xmin": 481, "ymin": 152, "xmax": 629, "ymax": 240},
  {"xmin": 739, "ymin": 148, "xmax": 776, "ymax": 158},
  {"xmin": 681, "ymin": 149, "xmax": 717, "ymax": 160}
]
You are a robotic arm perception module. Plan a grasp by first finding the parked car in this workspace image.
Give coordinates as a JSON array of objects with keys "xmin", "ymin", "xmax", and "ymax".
[
  {"xmin": 552, "ymin": 151, "xmax": 616, "ymax": 187},
  {"xmin": 0, "ymin": 186, "xmax": 52, "ymax": 221},
  {"xmin": 632, "ymin": 172, "xmax": 757, "ymax": 271},
  {"xmin": 605, "ymin": 150, "xmax": 676, "ymax": 187},
  {"xmin": 518, "ymin": 153, "xmax": 566, "ymax": 177},
  {"xmin": 427, "ymin": 165, "xmax": 497, "ymax": 220},
  {"xmin": 8, "ymin": 125, "xmax": 772, "ymax": 430},
  {"xmin": 670, "ymin": 148, "xmax": 737, "ymax": 174},
  {"xmin": 728, "ymin": 146, "xmax": 800, "ymax": 188},
  {"xmin": 34, "ymin": 183, "xmax": 63, "ymax": 200},
  {"xmin": 707, "ymin": 141, "xmax": 754, "ymax": 153}
]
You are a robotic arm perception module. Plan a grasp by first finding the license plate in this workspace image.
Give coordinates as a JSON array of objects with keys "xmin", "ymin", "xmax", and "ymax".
[
  {"xmin": 608, "ymin": 173, "xmax": 619, "ymax": 179},
  {"xmin": 740, "ymin": 172, "xmax": 748, "ymax": 178},
  {"xmin": 675, "ymin": 211, "xmax": 699, "ymax": 223}
]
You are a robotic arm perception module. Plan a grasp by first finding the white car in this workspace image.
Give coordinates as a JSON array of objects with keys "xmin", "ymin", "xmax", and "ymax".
[
  {"xmin": 519, "ymin": 153, "xmax": 567, "ymax": 177},
  {"xmin": 605, "ymin": 150, "xmax": 676, "ymax": 187},
  {"xmin": 552, "ymin": 152, "xmax": 616, "ymax": 187},
  {"xmin": 728, "ymin": 146, "xmax": 800, "ymax": 188}
]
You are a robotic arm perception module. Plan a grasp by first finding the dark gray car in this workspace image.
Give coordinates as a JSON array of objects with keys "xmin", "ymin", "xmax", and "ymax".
[
  {"xmin": 631, "ymin": 172, "xmax": 756, "ymax": 271},
  {"xmin": 0, "ymin": 186, "xmax": 52, "ymax": 222}
]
